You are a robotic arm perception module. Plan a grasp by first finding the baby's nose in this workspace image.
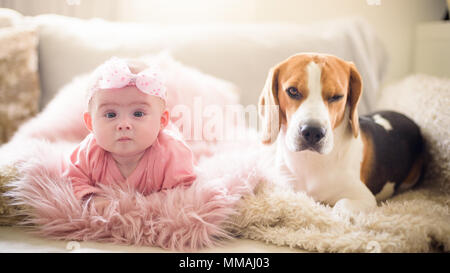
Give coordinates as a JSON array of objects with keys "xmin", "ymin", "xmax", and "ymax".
[{"xmin": 117, "ymin": 120, "xmax": 132, "ymax": 131}]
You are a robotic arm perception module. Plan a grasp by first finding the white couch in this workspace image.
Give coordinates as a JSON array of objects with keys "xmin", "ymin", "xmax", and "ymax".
[
  {"xmin": 0, "ymin": 8, "xmax": 390, "ymax": 253},
  {"xmin": 10, "ymin": 10, "xmax": 388, "ymax": 113}
]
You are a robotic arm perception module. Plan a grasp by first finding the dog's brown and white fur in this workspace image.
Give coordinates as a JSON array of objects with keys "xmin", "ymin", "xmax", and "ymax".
[{"xmin": 259, "ymin": 53, "xmax": 424, "ymax": 213}]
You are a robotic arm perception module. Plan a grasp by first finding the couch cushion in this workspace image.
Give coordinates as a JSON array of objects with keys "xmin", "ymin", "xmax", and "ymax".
[{"xmin": 0, "ymin": 25, "xmax": 40, "ymax": 144}]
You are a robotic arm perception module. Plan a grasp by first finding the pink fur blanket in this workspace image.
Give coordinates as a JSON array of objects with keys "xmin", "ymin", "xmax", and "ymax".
[
  {"xmin": 1, "ymin": 53, "xmax": 268, "ymax": 250},
  {"xmin": 4, "ymin": 136, "xmax": 268, "ymax": 250}
]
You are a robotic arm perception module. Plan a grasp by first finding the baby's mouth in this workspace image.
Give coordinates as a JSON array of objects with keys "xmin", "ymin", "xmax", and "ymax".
[{"xmin": 118, "ymin": 136, "xmax": 132, "ymax": 142}]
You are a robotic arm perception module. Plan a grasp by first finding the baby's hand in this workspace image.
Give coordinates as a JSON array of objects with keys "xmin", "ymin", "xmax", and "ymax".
[{"xmin": 89, "ymin": 195, "xmax": 110, "ymax": 214}]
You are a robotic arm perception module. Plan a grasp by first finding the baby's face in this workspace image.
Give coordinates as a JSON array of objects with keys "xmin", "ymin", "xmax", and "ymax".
[{"xmin": 86, "ymin": 86, "xmax": 167, "ymax": 157}]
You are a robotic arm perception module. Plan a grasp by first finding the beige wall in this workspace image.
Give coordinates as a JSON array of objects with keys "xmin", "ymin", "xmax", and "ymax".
[{"xmin": 1, "ymin": 0, "xmax": 448, "ymax": 85}]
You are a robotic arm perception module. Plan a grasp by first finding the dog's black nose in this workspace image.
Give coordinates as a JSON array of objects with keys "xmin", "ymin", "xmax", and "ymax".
[{"xmin": 301, "ymin": 125, "xmax": 326, "ymax": 145}]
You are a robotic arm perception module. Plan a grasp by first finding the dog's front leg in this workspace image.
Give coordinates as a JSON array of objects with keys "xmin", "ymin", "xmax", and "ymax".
[{"xmin": 332, "ymin": 180, "xmax": 377, "ymax": 215}]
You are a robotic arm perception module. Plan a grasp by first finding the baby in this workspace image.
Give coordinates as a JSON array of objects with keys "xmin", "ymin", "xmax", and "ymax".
[{"xmin": 63, "ymin": 57, "xmax": 196, "ymax": 209}]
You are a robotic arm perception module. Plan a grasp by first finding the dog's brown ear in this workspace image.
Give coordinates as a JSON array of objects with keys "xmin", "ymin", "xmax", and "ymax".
[
  {"xmin": 259, "ymin": 66, "xmax": 281, "ymax": 144},
  {"xmin": 348, "ymin": 62, "xmax": 362, "ymax": 138}
]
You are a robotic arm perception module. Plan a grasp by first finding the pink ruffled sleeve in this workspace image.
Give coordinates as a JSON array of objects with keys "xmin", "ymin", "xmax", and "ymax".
[
  {"xmin": 155, "ymin": 130, "xmax": 197, "ymax": 190},
  {"xmin": 63, "ymin": 134, "xmax": 103, "ymax": 200}
]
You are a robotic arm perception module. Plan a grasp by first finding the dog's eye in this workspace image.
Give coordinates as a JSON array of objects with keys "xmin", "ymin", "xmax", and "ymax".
[
  {"xmin": 328, "ymin": 95, "xmax": 344, "ymax": 103},
  {"xmin": 286, "ymin": 87, "xmax": 302, "ymax": 99}
]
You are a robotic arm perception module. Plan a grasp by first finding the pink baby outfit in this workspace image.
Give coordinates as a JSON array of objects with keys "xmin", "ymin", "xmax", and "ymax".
[{"xmin": 64, "ymin": 130, "xmax": 196, "ymax": 200}]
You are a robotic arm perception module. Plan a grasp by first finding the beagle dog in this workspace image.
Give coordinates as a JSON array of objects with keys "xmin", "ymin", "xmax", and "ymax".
[{"xmin": 259, "ymin": 53, "xmax": 424, "ymax": 213}]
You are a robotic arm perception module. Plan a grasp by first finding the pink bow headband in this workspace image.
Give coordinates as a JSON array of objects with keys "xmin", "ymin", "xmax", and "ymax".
[{"xmin": 88, "ymin": 57, "xmax": 167, "ymax": 103}]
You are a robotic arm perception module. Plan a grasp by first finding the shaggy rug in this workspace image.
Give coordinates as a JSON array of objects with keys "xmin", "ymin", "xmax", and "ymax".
[
  {"xmin": 0, "ymin": 61, "xmax": 448, "ymax": 252},
  {"xmin": 229, "ymin": 177, "xmax": 449, "ymax": 252}
]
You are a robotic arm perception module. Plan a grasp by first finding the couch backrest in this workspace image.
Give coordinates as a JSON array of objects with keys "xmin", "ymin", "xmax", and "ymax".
[{"xmin": 28, "ymin": 14, "xmax": 388, "ymax": 114}]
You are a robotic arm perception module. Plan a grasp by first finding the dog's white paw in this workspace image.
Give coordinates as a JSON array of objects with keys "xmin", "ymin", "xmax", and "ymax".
[{"xmin": 332, "ymin": 198, "xmax": 376, "ymax": 217}]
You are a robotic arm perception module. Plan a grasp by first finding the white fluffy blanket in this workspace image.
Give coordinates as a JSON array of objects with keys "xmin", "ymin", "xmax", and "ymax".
[{"xmin": 1, "ymin": 58, "xmax": 449, "ymax": 252}]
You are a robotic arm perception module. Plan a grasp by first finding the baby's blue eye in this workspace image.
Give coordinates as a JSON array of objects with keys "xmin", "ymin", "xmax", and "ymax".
[
  {"xmin": 105, "ymin": 112, "xmax": 116, "ymax": 118},
  {"xmin": 134, "ymin": 111, "xmax": 144, "ymax": 117}
]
